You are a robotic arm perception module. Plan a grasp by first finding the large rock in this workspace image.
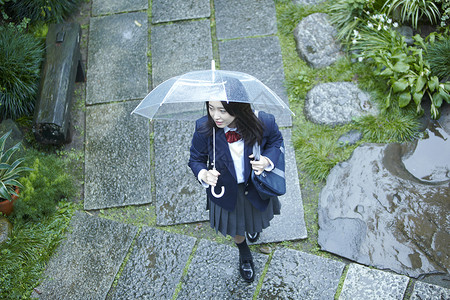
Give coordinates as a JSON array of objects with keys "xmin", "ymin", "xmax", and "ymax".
[
  {"xmin": 304, "ymin": 82, "xmax": 377, "ymax": 126},
  {"xmin": 293, "ymin": 13, "xmax": 343, "ymax": 68},
  {"xmin": 318, "ymin": 142, "xmax": 450, "ymax": 278}
]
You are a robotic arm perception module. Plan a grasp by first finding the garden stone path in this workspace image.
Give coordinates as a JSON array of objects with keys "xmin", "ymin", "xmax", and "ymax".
[{"xmin": 34, "ymin": 0, "xmax": 450, "ymax": 298}]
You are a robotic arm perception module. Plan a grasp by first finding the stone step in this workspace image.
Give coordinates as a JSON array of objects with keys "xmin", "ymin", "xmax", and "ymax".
[
  {"xmin": 151, "ymin": 0, "xmax": 211, "ymax": 23},
  {"xmin": 86, "ymin": 12, "xmax": 148, "ymax": 105},
  {"xmin": 84, "ymin": 100, "xmax": 152, "ymax": 210},
  {"xmin": 151, "ymin": 19, "xmax": 213, "ymax": 87},
  {"xmin": 258, "ymin": 248, "xmax": 345, "ymax": 299},
  {"xmin": 32, "ymin": 212, "xmax": 138, "ymax": 299},
  {"xmin": 339, "ymin": 263, "xmax": 409, "ymax": 299},
  {"xmin": 92, "ymin": 0, "xmax": 147, "ymax": 16},
  {"xmin": 176, "ymin": 239, "xmax": 268, "ymax": 299},
  {"xmin": 108, "ymin": 227, "xmax": 196, "ymax": 299}
]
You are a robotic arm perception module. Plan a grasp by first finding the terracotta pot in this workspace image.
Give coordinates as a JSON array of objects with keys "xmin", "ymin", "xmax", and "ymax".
[{"xmin": 0, "ymin": 187, "xmax": 19, "ymax": 216}]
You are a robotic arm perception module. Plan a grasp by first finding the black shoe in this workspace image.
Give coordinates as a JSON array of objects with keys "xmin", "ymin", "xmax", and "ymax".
[
  {"xmin": 246, "ymin": 232, "xmax": 260, "ymax": 243},
  {"xmin": 239, "ymin": 257, "xmax": 255, "ymax": 283}
]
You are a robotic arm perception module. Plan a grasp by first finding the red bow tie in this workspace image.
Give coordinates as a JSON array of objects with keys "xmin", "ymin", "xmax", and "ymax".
[{"xmin": 225, "ymin": 131, "xmax": 242, "ymax": 143}]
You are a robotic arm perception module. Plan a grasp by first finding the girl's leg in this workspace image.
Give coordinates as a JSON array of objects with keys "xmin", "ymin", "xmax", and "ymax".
[{"xmin": 235, "ymin": 235, "xmax": 254, "ymax": 282}]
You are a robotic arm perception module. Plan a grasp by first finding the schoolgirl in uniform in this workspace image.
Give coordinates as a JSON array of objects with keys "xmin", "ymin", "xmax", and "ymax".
[{"xmin": 188, "ymin": 77, "xmax": 283, "ymax": 282}]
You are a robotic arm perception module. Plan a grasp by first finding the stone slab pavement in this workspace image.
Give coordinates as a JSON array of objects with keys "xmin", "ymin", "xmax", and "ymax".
[
  {"xmin": 34, "ymin": 213, "xmax": 449, "ymax": 299},
  {"xmin": 70, "ymin": 0, "xmax": 450, "ymax": 298},
  {"xmin": 86, "ymin": 12, "xmax": 148, "ymax": 105},
  {"xmin": 84, "ymin": 100, "xmax": 152, "ymax": 210}
]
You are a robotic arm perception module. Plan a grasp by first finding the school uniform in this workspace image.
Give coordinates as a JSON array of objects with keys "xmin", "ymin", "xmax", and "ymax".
[{"xmin": 188, "ymin": 111, "xmax": 283, "ymax": 237}]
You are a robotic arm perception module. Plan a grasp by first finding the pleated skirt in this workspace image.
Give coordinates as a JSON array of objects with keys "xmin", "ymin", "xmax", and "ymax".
[{"xmin": 209, "ymin": 184, "xmax": 281, "ymax": 237}]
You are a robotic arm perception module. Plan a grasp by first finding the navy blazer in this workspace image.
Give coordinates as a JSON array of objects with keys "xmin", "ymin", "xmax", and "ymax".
[{"xmin": 188, "ymin": 111, "xmax": 283, "ymax": 212}]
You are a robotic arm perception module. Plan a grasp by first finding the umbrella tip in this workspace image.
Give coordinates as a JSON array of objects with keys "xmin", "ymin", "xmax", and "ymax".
[{"xmin": 211, "ymin": 60, "xmax": 215, "ymax": 71}]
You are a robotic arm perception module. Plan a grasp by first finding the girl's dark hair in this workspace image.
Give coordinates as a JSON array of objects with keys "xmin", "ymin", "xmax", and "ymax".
[{"xmin": 203, "ymin": 101, "xmax": 264, "ymax": 146}]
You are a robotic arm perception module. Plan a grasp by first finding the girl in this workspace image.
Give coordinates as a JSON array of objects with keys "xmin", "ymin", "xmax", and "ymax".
[{"xmin": 188, "ymin": 77, "xmax": 283, "ymax": 283}]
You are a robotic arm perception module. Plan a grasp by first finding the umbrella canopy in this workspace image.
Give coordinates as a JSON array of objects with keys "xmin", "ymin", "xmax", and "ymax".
[{"xmin": 131, "ymin": 64, "xmax": 294, "ymax": 120}]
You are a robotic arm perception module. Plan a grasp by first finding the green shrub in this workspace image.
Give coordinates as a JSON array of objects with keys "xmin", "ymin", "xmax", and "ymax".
[
  {"xmin": 12, "ymin": 149, "xmax": 77, "ymax": 223},
  {"xmin": 425, "ymin": 36, "xmax": 450, "ymax": 81},
  {"xmin": 0, "ymin": 25, "xmax": 43, "ymax": 120},
  {"xmin": 4, "ymin": 0, "xmax": 82, "ymax": 24},
  {"xmin": 382, "ymin": 0, "xmax": 441, "ymax": 29},
  {"xmin": 0, "ymin": 201, "xmax": 75, "ymax": 299},
  {"xmin": 328, "ymin": 0, "xmax": 385, "ymax": 46},
  {"xmin": 351, "ymin": 16, "xmax": 450, "ymax": 119}
]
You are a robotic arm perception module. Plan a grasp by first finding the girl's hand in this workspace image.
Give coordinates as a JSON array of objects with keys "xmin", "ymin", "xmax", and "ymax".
[
  {"xmin": 249, "ymin": 154, "xmax": 269, "ymax": 175},
  {"xmin": 201, "ymin": 169, "xmax": 221, "ymax": 186}
]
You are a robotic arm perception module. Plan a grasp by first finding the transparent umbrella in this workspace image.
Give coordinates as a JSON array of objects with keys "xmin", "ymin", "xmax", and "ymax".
[
  {"xmin": 131, "ymin": 61, "xmax": 293, "ymax": 120},
  {"xmin": 132, "ymin": 61, "xmax": 294, "ymax": 197}
]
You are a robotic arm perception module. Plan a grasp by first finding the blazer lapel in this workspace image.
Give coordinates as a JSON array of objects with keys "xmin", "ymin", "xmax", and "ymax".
[
  {"xmin": 214, "ymin": 129, "xmax": 237, "ymax": 181},
  {"xmin": 243, "ymin": 142, "xmax": 253, "ymax": 183}
]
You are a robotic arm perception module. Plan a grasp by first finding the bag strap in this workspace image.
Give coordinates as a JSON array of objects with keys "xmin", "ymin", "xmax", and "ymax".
[{"xmin": 253, "ymin": 110, "xmax": 261, "ymax": 161}]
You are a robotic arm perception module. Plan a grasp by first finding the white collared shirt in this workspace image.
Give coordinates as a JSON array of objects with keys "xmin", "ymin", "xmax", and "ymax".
[
  {"xmin": 197, "ymin": 126, "xmax": 273, "ymax": 187},
  {"xmin": 225, "ymin": 127, "xmax": 245, "ymax": 184}
]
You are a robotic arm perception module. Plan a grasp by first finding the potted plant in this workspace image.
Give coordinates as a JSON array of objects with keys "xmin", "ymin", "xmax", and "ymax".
[{"xmin": 0, "ymin": 130, "xmax": 31, "ymax": 216}]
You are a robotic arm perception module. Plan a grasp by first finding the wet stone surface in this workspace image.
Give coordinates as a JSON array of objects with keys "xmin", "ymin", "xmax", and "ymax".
[
  {"xmin": 109, "ymin": 227, "xmax": 196, "ymax": 299},
  {"xmin": 258, "ymin": 248, "xmax": 345, "ymax": 299},
  {"xmin": 154, "ymin": 120, "xmax": 208, "ymax": 226},
  {"xmin": 337, "ymin": 129, "xmax": 363, "ymax": 147},
  {"xmin": 151, "ymin": 20, "xmax": 213, "ymax": 87},
  {"xmin": 293, "ymin": 13, "xmax": 343, "ymax": 68},
  {"xmin": 177, "ymin": 239, "xmax": 268, "ymax": 299},
  {"xmin": 250, "ymin": 129, "xmax": 307, "ymax": 244},
  {"xmin": 402, "ymin": 121, "xmax": 450, "ymax": 183},
  {"xmin": 86, "ymin": 12, "xmax": 148, "ymax": 104},
  {"xmin": 305, "ymin": 82, "xmax": 377, "ymax": 125},
  {"xmin": 152, "ymin": 0, "xmax": 210, "ymax": 23},
  {"xmin": 214, "ymin": 0, "xmax": 277, "ymax": 40},
  {"xmin": 219, "ymin": 36, "xmax": 291, "ymax": 127},
  {"xmin": 410, "ymin": 281, "xmax": 450, "ymax": 299},
  {"xmin": 91, "ymin": 0, "xmax": 147, "ymax": 16},
  {"xmin": 318, "ymin": 144, "xmax": 450, "ymax": 278},
  {"xmin": 85, "ymin": 101, "xmax": 151, "ymax": 210},
  {"xmin": 33, "ymin": 212, "xmax": 138, "ymax": 299},
  {"xmin": 339, "ymin": 263, "xmax": 409, "ymax": 299}
]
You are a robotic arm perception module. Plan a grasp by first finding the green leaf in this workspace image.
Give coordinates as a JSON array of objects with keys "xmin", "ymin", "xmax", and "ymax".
[
  {"xmin": 439, "ymin": 90, "xmax": 450, "ymax": 103},
  {"xmin": 415, "ymin": 75, "xmax": 426, "ymax": 92},
  {"xmin": 398, "ymin": 92, "xmax": 411, "ymax": 107},
  {"xmin": 392, "ymin": 61, "xmax": 410, "ymax": 73},
  {"xmin": 379, "ymin": 67, "xmax": 394, "ymax": 77},
  {"xmin": 413, "ymin": 92, "xmax": 423, "ymax": 105},
  {"xmin": 393, "ymin": 79, "xmax": 409, "ymax": 93},
  {"xmin": 428, "ymin": 76, "xmax": 439, "ymax": 92},
  {"xmin": 444, "ymin": 82, "xmax": 450, "ymax": 91}
]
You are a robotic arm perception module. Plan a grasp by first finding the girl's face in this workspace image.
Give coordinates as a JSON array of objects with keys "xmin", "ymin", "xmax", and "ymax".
[{"xmin": 208, "ymin": 101, "xmax": 236, "ymax": 128}]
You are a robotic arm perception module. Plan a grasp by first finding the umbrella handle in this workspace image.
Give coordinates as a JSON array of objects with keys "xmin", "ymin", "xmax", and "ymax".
[{"xmin": 211, "ymin": 185, "xmax": 225, "ymax": 198}]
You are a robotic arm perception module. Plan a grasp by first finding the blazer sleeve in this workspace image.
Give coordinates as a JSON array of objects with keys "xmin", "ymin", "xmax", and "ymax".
[
  {"xmin": 260, "ymin": 112, "xmax": 283, "ymax": 167},
  {"xmin": 188, "ymin": 120, "xmax": 209, "ymax": 178}
]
